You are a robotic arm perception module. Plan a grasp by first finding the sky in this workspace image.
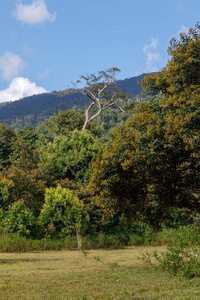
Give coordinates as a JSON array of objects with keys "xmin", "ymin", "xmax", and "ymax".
[{"xmin": 0, "ymin": 0, "xmax": 199, "ymax": 103}]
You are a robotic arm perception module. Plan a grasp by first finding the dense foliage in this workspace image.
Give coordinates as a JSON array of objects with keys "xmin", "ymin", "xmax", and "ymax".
[
  {"xmin": 0, "ymin": 24, "xmax": 199, "ymax": 248},
  {"xmin": 39, "ymin": 185, "xmax": 89, "ymax": 238},
  {"xmin": 90, "ymin": 23, "xmax": 200, "ymax": 225}
]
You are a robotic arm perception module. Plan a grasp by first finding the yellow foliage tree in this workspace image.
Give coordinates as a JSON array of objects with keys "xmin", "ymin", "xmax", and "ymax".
[{"xmin": 89, "ymin": 23, "xmax": 200, "ymax": 224}]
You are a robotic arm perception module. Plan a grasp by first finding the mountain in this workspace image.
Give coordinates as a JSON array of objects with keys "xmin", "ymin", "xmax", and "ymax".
[{"xmin": 0, "ymin": 73, "xmax": 146, "ymax": 129}]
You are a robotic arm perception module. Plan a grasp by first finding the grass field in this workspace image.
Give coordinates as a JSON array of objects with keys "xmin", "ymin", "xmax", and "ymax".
[{"xmin": 0, "ymin": 246, "xmax": 200, "ymax": 299}]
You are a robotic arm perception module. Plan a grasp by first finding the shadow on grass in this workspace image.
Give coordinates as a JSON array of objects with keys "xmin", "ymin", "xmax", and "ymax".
[{"xmin": 0, "ymin": 257, "xmax": 60, "ymax": 264}]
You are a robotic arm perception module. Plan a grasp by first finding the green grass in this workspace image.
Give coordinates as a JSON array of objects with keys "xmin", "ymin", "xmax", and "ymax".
[{"xmin": 0, "ymin": 247, "xmax": 200, "ymax": 299}]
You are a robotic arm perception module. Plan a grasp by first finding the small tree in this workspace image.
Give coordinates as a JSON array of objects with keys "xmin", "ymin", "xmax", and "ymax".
[
  {"xmin": 39, "ymin": 185, "xmax": 89, "ymax": 247},
  {"xmin": 70, "ymin": 67, "xmax": 126, "ymax": 130},
  {"xmin": 2, "ymin": 200, "xmax": 36, "ymax": 237}
]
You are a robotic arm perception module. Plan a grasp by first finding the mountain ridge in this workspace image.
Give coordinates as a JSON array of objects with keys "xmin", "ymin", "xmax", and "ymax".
[{"xmin": 0, "ymin": 73, "xmax": 146, "ymax": 128}]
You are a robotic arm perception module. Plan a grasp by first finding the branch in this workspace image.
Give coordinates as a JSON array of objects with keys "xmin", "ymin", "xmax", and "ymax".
[
  {"xmin": 76, "ymin": 88, "xmax": 96, "ymax": 102},
  {"xmin": 115, "ymin": 103, "xmax": 125, "ymax": 112},
  {"xmin": 88, "ymin": 102, "xmax": 114, "ymax": 123}
]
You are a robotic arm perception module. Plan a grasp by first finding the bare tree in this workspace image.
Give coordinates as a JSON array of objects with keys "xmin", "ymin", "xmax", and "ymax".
[{"xmin": 70, "ymin": 67, "xmax": 126, "ymax": 130}]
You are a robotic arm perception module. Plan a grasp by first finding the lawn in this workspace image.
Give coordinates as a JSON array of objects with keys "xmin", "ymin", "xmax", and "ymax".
[{"xmin": 0, "ymin": 246, "xmax": 200, "ymax": 299}]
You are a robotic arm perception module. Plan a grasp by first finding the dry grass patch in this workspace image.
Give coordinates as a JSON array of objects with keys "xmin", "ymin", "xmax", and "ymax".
[{"xmin": 0, "ymin": 246, "xmax": 200, "ymax": 299}]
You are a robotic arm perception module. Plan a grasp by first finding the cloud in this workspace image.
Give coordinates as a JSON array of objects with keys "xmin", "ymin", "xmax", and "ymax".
[
  {"xmin": 0, "ymin": 51, "xmax": 25, "ymax": 81},
  {"xmin": 12, "ymin": 0, "xmax": 56, "ymax": 25},
  {"xmin": 0, "ymin": 77, "xmax": 48, "ymax": 103},
  {"xmin": 143, "ymin": 38, "xmax": 159, "ymax": 53},
  {"xmin": 38, "ymin": 68, "xmax": 50, "ymax": 79},
  {"xmin": 146, "ymin": 52, "xmax": 162, "ymax": 72},
  {"xmin": 143, "ymin": 38, "xmax": 162, "ymax": 72}
]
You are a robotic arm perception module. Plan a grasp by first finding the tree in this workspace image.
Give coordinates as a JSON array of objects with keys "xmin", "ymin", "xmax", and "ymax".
[
  {"xmin": 6, "ymin": 167, "xmax": 46, "ymax": 215},
  {"xmin": 70, "ymin": 67, "xmax": 126, "ymax": 130},
  {"xmin": 0, "ymin": 124, "xmax": 16, "ymax": 171},
  {"xmin": 0, "ymin": 174, "xmax": 13, "ymax": 211},
  {"xmin": 39, "ymin": 130, "xmax": 103, "ymax": 185},
  {"xmin": 6, "ymin": 127, "xmax": 46, "ymax": 215},
  {"xmin": 89, "ymin": 24, "xmax": 200, "ymax": 224},
  {"xmin": 11, "ymin": 127, "xmax": 39, "ymax": 170},
  {"xmin": 38, "ymin": 185, "xmax": 89, "ymax": 243},
  {"xmin": 141, "ymin": 22, "xmax": 200, "ymax": 97},
  {"xmin": 46, "ymin": 109, "xmax": 102, "ymax": 137},
  {"xmin": 2, "ymin": 200, "xmax": 36, "ymax": 237}
]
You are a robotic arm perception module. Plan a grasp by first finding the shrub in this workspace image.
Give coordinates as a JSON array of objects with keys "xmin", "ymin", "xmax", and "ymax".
[
  {"xmin": 2, "ymin": 200, "xmax": 36, "ymax": 237},
  {"xmin": 162, "ymin": 207, "xmax": 200, "ymax": 229},
  {"xmin": 38, "ymin": 185, "xmax": 89, "ymax": 238},
  {"xmin": 154, "ymin": 226, "xmax": 200, "ymax": 279}
]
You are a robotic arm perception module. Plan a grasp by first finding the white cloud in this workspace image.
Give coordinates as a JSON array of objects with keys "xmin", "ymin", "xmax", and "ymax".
[
  {"xmin": 0, "ymin": 77, "xmax": 48, "ymax": 103},
  {"xmin": 143, "ymin": 38, "xmax": 159, "ymax": 53},
  {"xmin": 146, "ymin": 52, "xmax": 162, "ymax": 72},
  {"xmin": 38, "ymin": 68, "xmax": 50, "ymax": 79},
  {"xmin": 0, "ymin": 52, "xmax": 25, "ymax": 81},
  {"xmin": 143, "ymin": 38, "xmax": 162, "ymax": 72},
  {"xmin": 12, "ymin": 0, "xmax": 56, "ymax": 25}
]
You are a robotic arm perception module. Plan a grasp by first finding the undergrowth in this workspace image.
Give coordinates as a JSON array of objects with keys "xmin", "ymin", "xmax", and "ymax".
[
  {"xmin": 138, "ymin": 225, "xmax": 200, "ymax": 279},
  {"xmin": 1, "ymin": 224, "xmax": 200, "ymax": 256}
]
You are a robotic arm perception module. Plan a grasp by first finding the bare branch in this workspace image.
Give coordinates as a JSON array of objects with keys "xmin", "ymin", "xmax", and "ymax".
[
  {"xmin": 69, "ymin": 67, "xmax": 127, "ymax": 130},
  {"xmin": 115, "ymin": 103, "xmax": 125, "ymax": 112}
]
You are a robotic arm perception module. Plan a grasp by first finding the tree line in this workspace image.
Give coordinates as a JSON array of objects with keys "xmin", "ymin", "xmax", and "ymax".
[{"xmin": 0, "ymin": 23, "xmax": 199, "ymax": 242}]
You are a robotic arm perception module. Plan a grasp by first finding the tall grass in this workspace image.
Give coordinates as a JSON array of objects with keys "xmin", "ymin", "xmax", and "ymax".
[
  {"xmin": 1, "ymin": 224, "xmax": 200, "ymax": 253},
  {"xmin": 0, "ymin": 233, "xmax": 77, "ymax": 252}
]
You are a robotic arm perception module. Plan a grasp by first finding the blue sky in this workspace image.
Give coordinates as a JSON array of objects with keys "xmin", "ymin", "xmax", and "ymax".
[{"xmin": 0, "ymin": 0, "xmax": 199, "ymax": 102}]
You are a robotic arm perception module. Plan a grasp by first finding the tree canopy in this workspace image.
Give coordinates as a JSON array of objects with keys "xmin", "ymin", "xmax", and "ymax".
[{"xmin": 89, "ymin": 23, "xmax": 200, "ymax": 224}]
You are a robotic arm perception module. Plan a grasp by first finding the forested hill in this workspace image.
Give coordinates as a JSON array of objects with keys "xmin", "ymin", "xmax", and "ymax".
[{"xmin": 0, "ymin": 73, "xmax": 145, "ymax": 128}]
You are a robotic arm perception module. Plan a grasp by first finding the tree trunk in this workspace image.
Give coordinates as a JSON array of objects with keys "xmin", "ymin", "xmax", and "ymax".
[{"xmin": 76, "ymin": 228, "xmax": 82, "ymax": 249}]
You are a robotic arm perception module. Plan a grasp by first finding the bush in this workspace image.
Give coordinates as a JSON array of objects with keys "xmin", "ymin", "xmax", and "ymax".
[
  {"xmin": 1, "ymin": 200, "xmax": 36, "ymax": 237},
  {"xmin": 162, "ymin": 207, "xmax": 200, "ymax": 229},
  {"xmin": 38, "ymin": 185, "xmax": 89, "ymax": 238},
  {"xmin": 154, "ymin": 225, "xmax": 200, "ymax": 279}
]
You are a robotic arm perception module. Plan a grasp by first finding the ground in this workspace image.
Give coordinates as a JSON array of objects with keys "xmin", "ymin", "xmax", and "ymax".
[{"xmin": 0, "ymin": 247, "xmax": 200, "ymax": 299}]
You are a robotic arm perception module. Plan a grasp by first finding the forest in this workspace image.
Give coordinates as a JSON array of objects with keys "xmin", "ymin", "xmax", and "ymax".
[{"xmin": 0, "ymin": 23, "xmax": 199, "ymax": 255}]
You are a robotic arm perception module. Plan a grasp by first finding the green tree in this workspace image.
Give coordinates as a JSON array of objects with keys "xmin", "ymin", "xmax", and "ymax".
[
  {"xmin": 38, "ymin": 185, "xmax": 89, "ymax": 239},
  {"xmin": 0, "ymin": 124, "xmax": 16, "ymax": 171},
  {"xmin": 6, "ymin": 127, "xmax": 46, "ymax": 215},
  {"xmin": 2, "ymin": 200, "xmax": 36, "ymax": 237},
  {"xmin": 11, "ymin": 127, "xmax": 39, "ymax": 169},
  {"xmin": 39, "ymin": 130, "xmax": 103, "ymax": 185},
  {"xmin": 46, "ymin": 109, "xmax": 102, "ymax": 137}
]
